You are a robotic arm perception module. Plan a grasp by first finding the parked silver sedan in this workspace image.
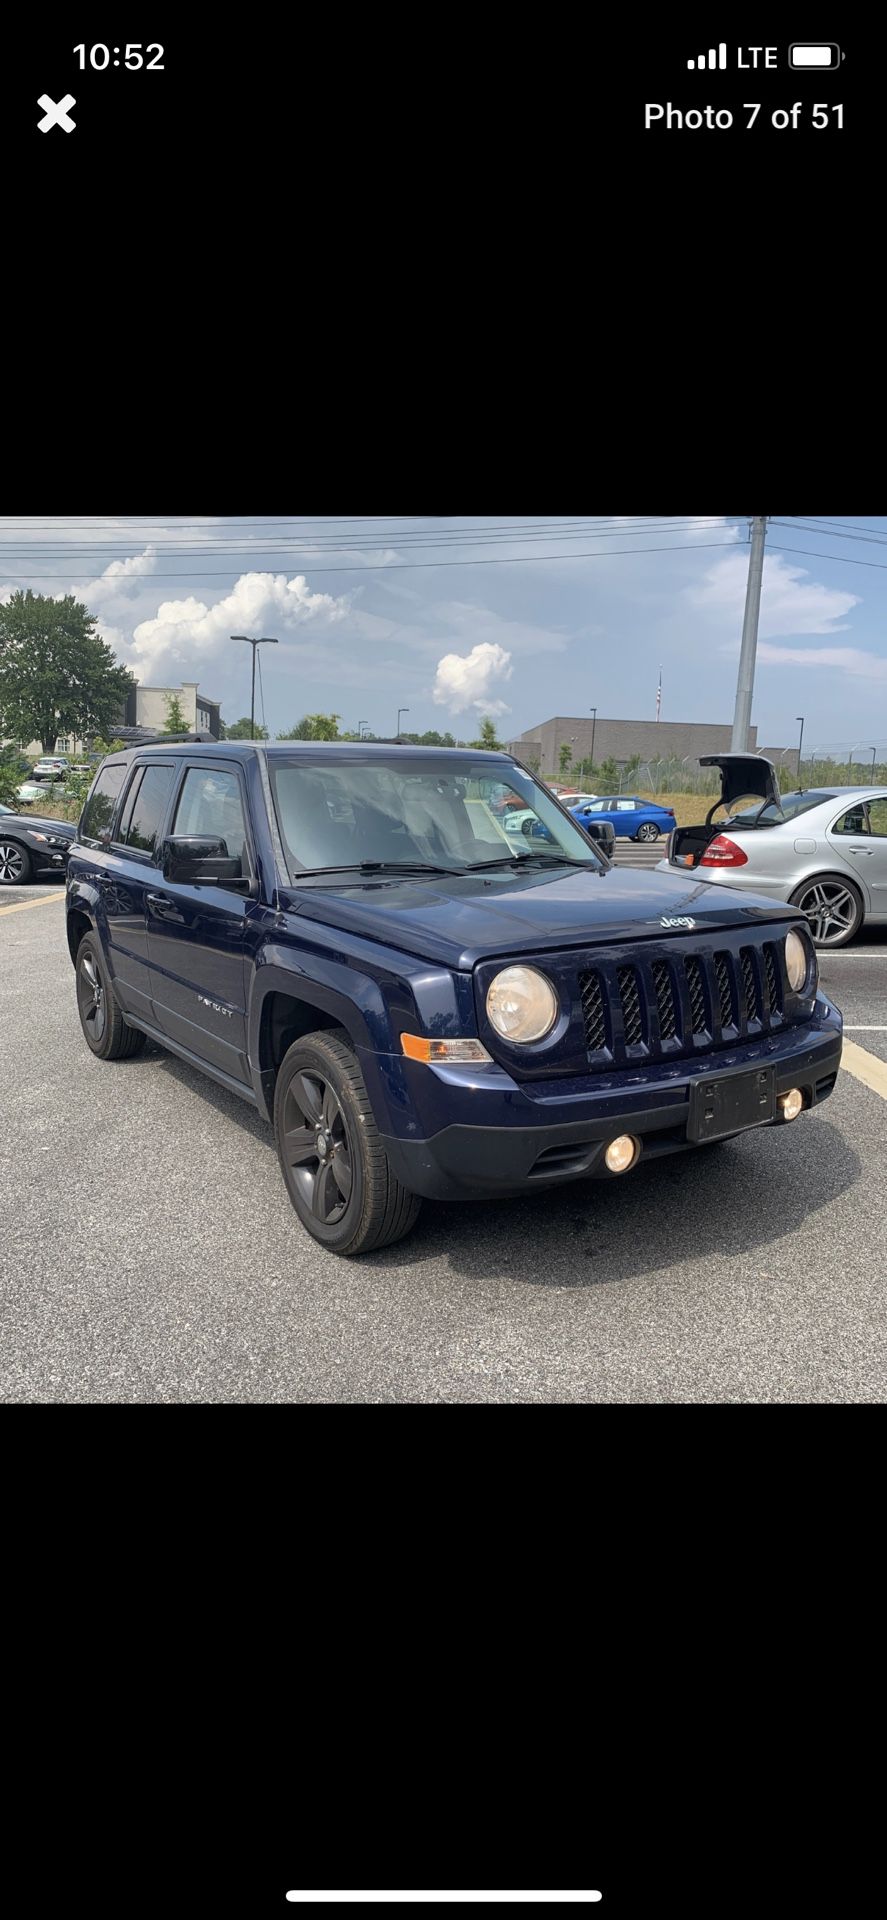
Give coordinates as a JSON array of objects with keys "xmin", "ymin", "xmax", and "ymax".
[{"xmin": 660, "ymin": 754, "xmax": 887, "ymax": 948}]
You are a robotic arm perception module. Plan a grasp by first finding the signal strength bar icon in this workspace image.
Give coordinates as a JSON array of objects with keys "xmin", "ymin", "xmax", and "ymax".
[{"xmin": 688, "ymin": 45, "xmax": 727, "ymax": 68}]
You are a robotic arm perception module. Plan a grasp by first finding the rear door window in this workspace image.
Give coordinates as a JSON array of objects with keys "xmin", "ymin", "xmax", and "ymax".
[{"xmin": 123, "ymin": 764, "xmax": 176, "ymax": 857}]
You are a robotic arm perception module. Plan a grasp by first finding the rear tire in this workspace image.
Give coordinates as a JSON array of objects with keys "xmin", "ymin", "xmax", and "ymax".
[
  {"xmin": 0, "ymin": 841, "xmax": 31, "ymax": 886},
  {"xmin": 75, "ymin": 933, "xmax": 147, "ymax": 1060},
  {"xmin": 274, "ymin": 1029, "xmax": 422, "ymax": 1256},
  {"xmin": 789, "ymin": 874, "xmax": 864, "ymax": 949}
]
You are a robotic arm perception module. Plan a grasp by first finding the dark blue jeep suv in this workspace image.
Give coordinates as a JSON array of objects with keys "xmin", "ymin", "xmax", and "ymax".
[{"xmin": 66, "ymin": 742, "xmax": 843, "ymax": 1256}]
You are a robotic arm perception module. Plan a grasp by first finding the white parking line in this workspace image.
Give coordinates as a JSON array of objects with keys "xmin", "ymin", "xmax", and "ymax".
[
  {"xmin": 841, "ymin": 1041, "xmax": 887, "ymax": 1101},
  {"xmin": 844, "ymin": 1026, "xmax": 887, "ymax": 1031}
]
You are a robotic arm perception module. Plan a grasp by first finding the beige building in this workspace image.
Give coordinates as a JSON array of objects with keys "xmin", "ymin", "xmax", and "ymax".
[
  {"xmin": 16, "ymin": 680, "xmax": 222, "ymax": 759},
  {"xmin": 508, "ymin": 714, "xmax": 771, "ymax": 777}
]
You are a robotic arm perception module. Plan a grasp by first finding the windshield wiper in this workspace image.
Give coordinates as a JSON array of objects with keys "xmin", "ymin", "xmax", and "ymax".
[
  {"xmin": 294, "ymin": 861, "xmax": 466, "ymax": 881},
  {"xmin": 464, "ymin": 854, "xmax": 596, "ymax": 873}
]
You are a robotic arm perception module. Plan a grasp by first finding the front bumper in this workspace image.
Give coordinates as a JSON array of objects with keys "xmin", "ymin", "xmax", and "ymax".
[{"xmin": 374, "ymin": 994, "xmax": 843, "ymax": 1201}]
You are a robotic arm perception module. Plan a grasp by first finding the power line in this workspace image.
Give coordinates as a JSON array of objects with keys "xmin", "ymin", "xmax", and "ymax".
[
  {"xmin": 768, "ymin": 542, "xmax": 887, "ymax": 573},
  {"xmin": 772, "ymin": 520, "xmax": 887, "ymax": 548},
  {"xmin": 0, "ymin": 540, "xmax": 742, "ymax": 581},
  {"xmin": 0, "ymin": 514, "xmax": 670, "ymax": 537},
  {"xmin": 0, "ymin": 517, "xmax": 730, "ymax": 555},
  {"xmin": 791, "ymin": 517, "xmax": 887, "ymax": 538}
]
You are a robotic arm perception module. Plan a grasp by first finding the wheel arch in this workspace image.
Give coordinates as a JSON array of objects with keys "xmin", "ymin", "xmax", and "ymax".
[{"xmin": 249, "ymin": 967, "xmax": 378, "ymax": 1124}]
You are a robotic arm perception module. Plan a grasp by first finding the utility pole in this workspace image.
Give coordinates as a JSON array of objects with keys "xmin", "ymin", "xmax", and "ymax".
[
  {"xmin": 589, "ymin": 707, "xmax": 597, "ymax": 774},
  {"xmin": 231, "ymin": 635, "xmax": 278, "ymax": 738},
  {"xmin": 731, "ymin": 516, "xmax": 768, "ymax": 753},
  {"xmin": 796, "ymin": 716, "xmax": 805, "ymax": 782}
]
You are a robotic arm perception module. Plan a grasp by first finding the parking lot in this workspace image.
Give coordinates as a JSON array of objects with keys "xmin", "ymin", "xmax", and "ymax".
[{"xmin": 2, "ymin": 874, "xmax": 887, "ymax": 1402}]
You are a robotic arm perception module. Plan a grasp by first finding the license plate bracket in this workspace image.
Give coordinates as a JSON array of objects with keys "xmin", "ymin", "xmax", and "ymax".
[{"xmin": 688, "ymin": 1066, "xmax": 776, "ymax": 1143}]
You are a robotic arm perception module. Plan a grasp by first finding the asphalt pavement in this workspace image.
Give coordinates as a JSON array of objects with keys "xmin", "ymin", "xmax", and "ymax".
[{"xmin": 2, "ymin": 879, "xmax": 887, "ymax": 1402}]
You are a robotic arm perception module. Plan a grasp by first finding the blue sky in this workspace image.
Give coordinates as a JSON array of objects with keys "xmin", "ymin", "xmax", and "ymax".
[{"xmin": 2, "ymin": 515, "xmax": 885, "ymax": 753}]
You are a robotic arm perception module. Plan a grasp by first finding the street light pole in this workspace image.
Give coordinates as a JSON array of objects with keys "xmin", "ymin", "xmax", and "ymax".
[
  {"xmin": 589, "ymin": 707, "xmax": 597, "ymax": 773},
  {"xmin": 732, "ymin": 516, "xmax": 769, "ymax": 752},
  {"xmin": 796, "ymin": 716, "xmax": 805, "ymax": 782},
  {"xmin": 358, "ymin": 720, "xmax": 368, "ymax": 740},
  {"xmin": 231, "ymin": 635, "xmax": 279, "ymax": 738},
  {"xmin": 397, "ymin": 708, "xmax": 410, "ymax": 740},
  {"xmin": 872, "ymin": 747, "xmax": 878, "ymax": 776}
]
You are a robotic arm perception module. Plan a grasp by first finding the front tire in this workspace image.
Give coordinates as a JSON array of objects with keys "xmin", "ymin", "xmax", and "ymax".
[
  {"xmin": 635, "ymin": 824, "xmax": 660, "ymax": 843},
  {"xmin": 0, "ymin": 841, "xmax": 31, "ymax": 886},
  {"xmin": 75, "ymin": 934, "xmax": 147, "ymax": 1060},
  {"xmin": 274, "ymin": 1030, "xmax": 422, "ymax": 1256},
  {"xmin": 789, "ymin": 874, "xmax": 864, "ymax": 948}
]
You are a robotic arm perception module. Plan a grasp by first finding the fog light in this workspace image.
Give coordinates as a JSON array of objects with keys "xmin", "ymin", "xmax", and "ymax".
[
  {"xmin": 605, "ymin": 1135, "xmax": 640, "ymax": 1174},
  {"xmin": 778, "ymin": 1088, "xmax": 804, "ymax": 1122}
]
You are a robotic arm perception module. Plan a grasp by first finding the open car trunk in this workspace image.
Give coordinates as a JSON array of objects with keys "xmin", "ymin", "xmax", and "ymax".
[{"xmin": 669, "ymin": 754, "xmax": 782, "ymax": 869}]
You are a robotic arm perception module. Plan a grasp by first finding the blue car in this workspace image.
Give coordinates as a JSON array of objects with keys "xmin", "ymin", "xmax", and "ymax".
[{"xmin": 571, "ymin": 796, "xmax": 677, "ymax": 844}]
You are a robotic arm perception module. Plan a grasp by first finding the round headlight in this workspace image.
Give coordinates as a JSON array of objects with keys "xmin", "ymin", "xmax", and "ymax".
[
  {"xmin": 785, "ymin": 929, "xmax": 809, "ymax": 992},
  {"xmin": 486, "ymin": 966, "xmax": 559, "ymax": 1044}
]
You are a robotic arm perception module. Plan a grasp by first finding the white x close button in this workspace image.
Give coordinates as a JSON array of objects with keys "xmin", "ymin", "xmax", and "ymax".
[{"xmin": 38, "ymin": 94, "xmax": 76, "ymax": 132}]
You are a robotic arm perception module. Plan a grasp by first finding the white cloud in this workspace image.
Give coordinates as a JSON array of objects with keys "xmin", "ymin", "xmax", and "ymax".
[
  {"xmin": 66, "ymin": 544, "xmax": 160, "ymax": 608},
  {"xmin": 433, "ymin": 642, "xmax": 513, "ymax": 716},
  {"xmin": 127, "ymin": 571, "xmax": 350, "ymax": 683},
  {"xmin": 690, "ymin": 552, "xmax": 859, "ymax": 636},
  {"xmin": 756, "ymin": 643, "xmax": 887, "ymax": 680},
  {"xmin": 0, "ymin": 583, "xmax": 16, "ymax": 605}
]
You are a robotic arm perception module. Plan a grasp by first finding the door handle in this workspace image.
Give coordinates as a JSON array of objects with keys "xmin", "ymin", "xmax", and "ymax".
[
  {"xmin": 147, "ymin": 892, "xmax": 186, "ymax": 923},
  {"xmin": 847, "ymin": 847, "xmax": 873, "ymax": 856}
]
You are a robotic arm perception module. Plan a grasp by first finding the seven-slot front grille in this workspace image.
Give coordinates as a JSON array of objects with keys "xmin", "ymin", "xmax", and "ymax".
[{"xmin": 578, "ymin": 936, "xmax": 787, "ymax": 1064}]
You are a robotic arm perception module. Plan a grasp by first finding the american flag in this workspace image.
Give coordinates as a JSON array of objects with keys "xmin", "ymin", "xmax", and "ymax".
[{"xmin": 656, "ymin": 670, "xmax": 662, "ymax": 721}]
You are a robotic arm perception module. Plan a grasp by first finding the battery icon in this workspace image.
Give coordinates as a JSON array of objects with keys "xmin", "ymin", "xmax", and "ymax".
[{"xmin": 789, "ymin": 43, "xmax": 843, "ymax": 69}]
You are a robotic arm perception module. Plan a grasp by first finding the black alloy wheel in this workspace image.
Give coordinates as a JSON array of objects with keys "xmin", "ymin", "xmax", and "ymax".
[
  {"xmin": 274, "ymin": 1030, "xmax": 422, "ymax": 1255},
  {"xmin": 75, "ymin": 934, "xmax": 146, "ymax": 1061}
]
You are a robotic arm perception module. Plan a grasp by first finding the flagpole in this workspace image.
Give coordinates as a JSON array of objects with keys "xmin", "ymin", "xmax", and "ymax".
[{"xmin": 656, "ymin": 669, "xmax": 662, "ymax": 721}]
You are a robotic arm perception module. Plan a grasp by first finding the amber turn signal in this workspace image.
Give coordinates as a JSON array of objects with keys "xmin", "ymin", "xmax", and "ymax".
[{"xmin": 401, "ymin": 1034, "xmax": 493, "ymax": 1065}]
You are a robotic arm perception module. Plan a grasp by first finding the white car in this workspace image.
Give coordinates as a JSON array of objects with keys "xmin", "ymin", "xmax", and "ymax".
[{"xmin": 17, "ymin": 783, "xmax": 47, "ymax": 804}]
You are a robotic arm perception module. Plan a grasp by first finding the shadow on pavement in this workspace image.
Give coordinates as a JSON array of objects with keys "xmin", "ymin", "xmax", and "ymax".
[
  {"xmin": 142, "ymin": 1045, "xmax": 861, "ymax": 1293},
  {"xmin": 367, "ymin": 1116, "xmax": 861, "ymax": 1290}
]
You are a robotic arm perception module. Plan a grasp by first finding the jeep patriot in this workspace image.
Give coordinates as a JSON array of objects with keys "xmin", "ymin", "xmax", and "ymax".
[{"xmin": 66, "ymin": 743, "xmax": 843, "ymax": 1255}]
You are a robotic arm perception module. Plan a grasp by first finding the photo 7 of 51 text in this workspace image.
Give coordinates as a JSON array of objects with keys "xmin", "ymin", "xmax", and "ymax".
[{"xmin": 645, "ymin": 100, "xmax": 843, "ymax": 132}]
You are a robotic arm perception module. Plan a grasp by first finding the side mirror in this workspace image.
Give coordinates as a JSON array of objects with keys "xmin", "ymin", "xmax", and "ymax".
[{"xmin": 161, "ymin": 835, "xmax": 243, "ymax": 885}]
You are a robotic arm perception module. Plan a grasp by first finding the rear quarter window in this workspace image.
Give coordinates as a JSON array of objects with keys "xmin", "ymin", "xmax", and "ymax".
[{"xmin": 80, "ymin": 767, "xmax": 128, "ymax": 845}]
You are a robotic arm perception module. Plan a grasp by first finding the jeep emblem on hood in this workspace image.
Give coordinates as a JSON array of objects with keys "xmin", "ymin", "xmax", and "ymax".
[{"xmin": 661, "ymin": 915, "xmax": 696, "ymax": 930}]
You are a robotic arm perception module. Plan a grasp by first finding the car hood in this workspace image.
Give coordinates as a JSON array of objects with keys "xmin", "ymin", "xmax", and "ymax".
[
  {"xmin": 282, "ymin": 864, "xmax": 801, "ymax": 969},
  {"xmin": 5, "ymin": 813, "xmax": 75, "ymax": 838},
  {"xmin": 699, "ymin": 753, "xmax": 781, "ymax": 812}
]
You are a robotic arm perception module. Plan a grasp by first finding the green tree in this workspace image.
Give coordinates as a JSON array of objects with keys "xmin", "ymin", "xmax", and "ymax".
[
  {"xmin": 559, "ymin": 742, "xmax": 573, "ymax": 780},
  {"xmin": 223, "ymin": 717, "xmax": 270, "ymax": 741},
  {"xmin": 58, "ymin": 737, "xmax": 127, "ymax": 821},
  {"xmin": 0, "ymin": 742, "xmax": 26, "ymax": 808},
  {"xmin": 598, "ymin": 757, "xmax": 620, "ymax": 791},
  {"xmin": 164, "ymin": 692, "xmax": 190, "ymax": 734},
  {"xmin": 0, "ymin": 591, "xmax": 135, "ymax": 754},
  {"xmin": 278, "ymin": 714, "xmax": 342, "ymax": 741},
  {"xmin": 471, "ymin": 717, "xmax": 504, "ymax": 751}
]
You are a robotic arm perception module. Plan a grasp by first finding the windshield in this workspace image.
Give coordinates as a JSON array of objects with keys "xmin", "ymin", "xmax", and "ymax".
[
  {"xmin": 268, "ymin": 755, "xmax": 606, "ymax": 879},
  {"xmin": 727, "ymin": 791, "xmax": 838, "ymax": 829}
]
